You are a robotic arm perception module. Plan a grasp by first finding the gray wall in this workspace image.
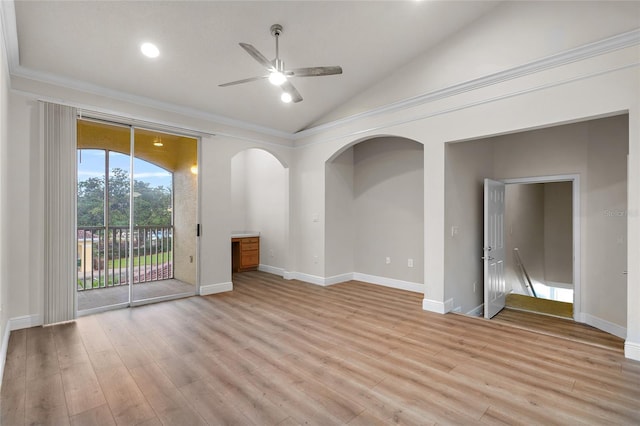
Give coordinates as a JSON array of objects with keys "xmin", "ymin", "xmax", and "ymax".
[
  {"xmin": 325, "ymin": 147, "xmax": 355, "ymax": 277},
  {"xmin": 325, "ymin": 137, "xmax": 424, "ymax": 284},
  {"xmin": 544, "ymin": 182, "xmax": 573, "ymax": 284},
  {"xmin": 505, "ymin": 181, "xmax": 573, "ymax": 294},
  {"xmin": 444, "ymin": 115, "xmax": 628, "ymax": 325},
  {"xmin": 444, "ymin": 139, "xmax": 494, "ymax": 312},
  {"xmin": 505, "ymin": 183, "xmax": 545, "ymax": 292}
]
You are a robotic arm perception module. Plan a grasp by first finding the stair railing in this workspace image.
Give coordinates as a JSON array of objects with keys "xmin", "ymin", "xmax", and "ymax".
[{"xmin": 513, "ymin": 248, "xmax": 537, "ymax": 298}]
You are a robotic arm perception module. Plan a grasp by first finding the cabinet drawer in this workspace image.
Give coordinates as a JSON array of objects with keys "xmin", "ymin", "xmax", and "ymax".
[
  {"xmin": 243, "ymin": 238, "xmax": 259, "ymax": 244},
  {"xmin": 241, "ymin": 251, "xmax": 259, "ymax": 266},
  {"xmin": 241, "ymin": 242, "xmax": 259, "ymax": 251}
]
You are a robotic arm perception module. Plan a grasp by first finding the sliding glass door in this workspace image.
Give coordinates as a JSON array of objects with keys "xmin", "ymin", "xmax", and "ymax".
[
  {"xmin": 131, "ymin": 128, "xmax": 198, "ymax": 303},
  {"xmin": 76, "ymin": 119, "xmax": 198, "ymax": 314}
]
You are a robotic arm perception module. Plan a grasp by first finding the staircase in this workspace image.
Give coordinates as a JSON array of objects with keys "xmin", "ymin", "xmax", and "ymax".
[{"xmin": 505, "ymin": 293, "xmax": 573, "ymax": 319}]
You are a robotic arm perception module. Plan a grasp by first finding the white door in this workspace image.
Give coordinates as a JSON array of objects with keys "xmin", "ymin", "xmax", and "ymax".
[{"xmin": 484, "ymin": 179, "xmax": 506, "ymax": 319}]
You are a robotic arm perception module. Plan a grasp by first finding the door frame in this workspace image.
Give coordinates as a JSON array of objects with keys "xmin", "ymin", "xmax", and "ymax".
[
  {"xmin": 501, "ymin": 174, "xmax": 581, "ymax": 320},
  {"xmin": 75, "ymin": 115, "xmax": 203, "ymax": 316}
]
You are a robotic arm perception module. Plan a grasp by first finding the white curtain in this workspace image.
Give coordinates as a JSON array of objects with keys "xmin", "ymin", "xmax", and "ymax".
[{"xmin": 41, "ymin": 102, "xmax": 77, "ymax": 325}]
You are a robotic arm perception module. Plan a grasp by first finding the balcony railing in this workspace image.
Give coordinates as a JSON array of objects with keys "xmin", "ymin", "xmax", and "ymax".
[{"xmin": 77, "ymin": 225, "xmax": 173, "ymax": 291}]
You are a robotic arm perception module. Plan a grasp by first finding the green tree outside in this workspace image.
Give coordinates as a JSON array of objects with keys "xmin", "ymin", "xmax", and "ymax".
[{"xmin": 78, "ymin": 167, "xmax": 172, "ymax": 227}]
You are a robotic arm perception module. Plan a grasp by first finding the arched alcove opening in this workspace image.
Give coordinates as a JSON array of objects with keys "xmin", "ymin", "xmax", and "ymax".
[
  {"xmin": 325, "ymin": 136, "xmax": 424, "ymax": 291},
  {"xmin": 231, "ymin": 148, "xmax": 289, "ymax": 276}
]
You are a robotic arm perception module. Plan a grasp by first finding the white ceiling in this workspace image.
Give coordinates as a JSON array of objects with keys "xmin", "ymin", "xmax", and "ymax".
[{"xmin": 9, "ymin": 1, "xmax": 501, "ymax": 135}]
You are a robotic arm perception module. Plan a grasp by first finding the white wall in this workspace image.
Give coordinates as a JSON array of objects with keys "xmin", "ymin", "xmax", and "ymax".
[
  {"xmin": 231, "ymin": 149, "xmax": 288, "ymax": 273},
  {"xmin": 0, "ymin": 15, "xmax": 11, "ymax": 384}
]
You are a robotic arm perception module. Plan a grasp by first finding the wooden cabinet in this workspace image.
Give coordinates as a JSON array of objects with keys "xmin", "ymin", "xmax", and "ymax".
[{"xmin": 232, "ymin": 236, "xmax": 260, "ymax": 272}]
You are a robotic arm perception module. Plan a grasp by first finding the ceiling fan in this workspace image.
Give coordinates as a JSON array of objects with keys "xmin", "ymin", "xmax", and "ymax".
[{"xmin": 219, "ymin": 24, "xmax": 343, "ymax": 103}]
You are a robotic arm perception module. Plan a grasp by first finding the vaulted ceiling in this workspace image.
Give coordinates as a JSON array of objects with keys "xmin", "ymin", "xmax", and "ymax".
[{"xmin": 7, "ymin": 1, "xmax": 501, "ymax": 135}]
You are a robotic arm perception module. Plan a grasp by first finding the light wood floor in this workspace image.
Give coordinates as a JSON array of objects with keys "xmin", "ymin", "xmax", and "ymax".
[
  {"xmin": 2, "ymin": 271, "xmax": 639, "ymax": 425},
  {"xmin": 493, "ymin": 307, "xmax": 625, "ymax": 351}
]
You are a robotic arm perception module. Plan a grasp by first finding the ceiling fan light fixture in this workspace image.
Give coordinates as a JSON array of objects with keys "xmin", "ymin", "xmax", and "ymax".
[
  {"xmin": 269, "ymin": 71, "xmax": 287, "ymax": 86},
  {"xmin": 140, "ymin": 42, "xmax": 160, "ymax": 58},
  {"xmin": 281, "ymin": 92, "xmax": 292, "ymax": 103}
]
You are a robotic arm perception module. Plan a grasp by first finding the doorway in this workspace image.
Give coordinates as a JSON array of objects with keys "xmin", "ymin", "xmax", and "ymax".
[
  {"xmin": 76, "ymin": 119, "xmax": 199, "ymax": 314},
  {"xmin": 502, "ymin": 176, "xmax": 578, "ymax": 319}
]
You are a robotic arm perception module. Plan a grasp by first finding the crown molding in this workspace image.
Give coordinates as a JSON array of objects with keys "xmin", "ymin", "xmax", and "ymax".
[
  {"xmin": 2, "ymin": 0, "xmax": 638, "ymax": 145},
  {"xmin": 12, "ymin": 66, "xmax": 295, "ymax": 141},
  {"xmin": 293, "ymin": 28, "xmax": 640, "ymax": 140}
]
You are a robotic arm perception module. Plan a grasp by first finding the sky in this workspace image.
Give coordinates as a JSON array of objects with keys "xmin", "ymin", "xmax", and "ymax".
[{"xmin": 77, "ymin": 149, "xmax": 172, "ymax": 188}]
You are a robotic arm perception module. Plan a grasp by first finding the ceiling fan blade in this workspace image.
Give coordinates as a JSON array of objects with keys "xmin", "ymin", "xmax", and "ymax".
[
  {"xmin": 281, "ymin": 80, "xmax": 303, "ymax": 103},
  {"xmin": 218, "ymin": 75, "xmax": 268, "ymax": 87},
  {"xmin": 239, "ymin": 43, "xmax": 274, "ymax": 71},
  {"xmin": 286, "ymin": 66, "xmax": 343, "ymax": 77}
]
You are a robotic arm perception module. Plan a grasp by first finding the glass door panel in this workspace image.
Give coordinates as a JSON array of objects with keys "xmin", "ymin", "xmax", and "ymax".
[
  {"xmin": 77, "ymin": 120, "xmax": 132, "ymax": 313},
  {"xmin": 132, "ymin": 128, "xmax": 198, "ymax": 303}
]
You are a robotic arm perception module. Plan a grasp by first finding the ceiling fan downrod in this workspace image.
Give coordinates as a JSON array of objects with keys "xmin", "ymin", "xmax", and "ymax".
[{"xmin": 271, "ymin": 24, "xmax": 284, "ymax": 72}]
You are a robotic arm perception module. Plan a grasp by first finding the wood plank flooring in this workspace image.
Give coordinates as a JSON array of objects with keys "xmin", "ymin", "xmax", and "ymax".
[
  {"xmin": 2, "ymin": 271, "xmax": 639, "ymax": 425},
  {"xmin": 493, "ymin": 307, "xmax": 625, "ymax": 351}
]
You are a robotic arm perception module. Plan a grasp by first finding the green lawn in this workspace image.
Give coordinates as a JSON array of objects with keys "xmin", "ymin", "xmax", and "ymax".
[{"xmin": 107, "ymin": 251, "xmax": 173, "ymax": 269}]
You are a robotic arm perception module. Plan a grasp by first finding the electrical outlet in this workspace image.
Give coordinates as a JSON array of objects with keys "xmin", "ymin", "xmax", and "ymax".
[
  {"xmin": 451, "ymin": 226, "xmax": 459, "ymax": 237},
  {"xmin": 408, "ymin": 258, "xmax": 414, "ymax": 268},
  {"xmin": 313, "ymin": 255, "xmax": 319, "ymax": 264},
  {"xmin": 385, "ymin": 257, "xmax": 391, "ymax": 264}
]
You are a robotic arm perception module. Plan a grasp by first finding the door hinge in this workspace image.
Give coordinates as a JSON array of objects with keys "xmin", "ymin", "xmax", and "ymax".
[{"xmin": 196, "ymin": 224, "xmax": 200, "ymax": 237}]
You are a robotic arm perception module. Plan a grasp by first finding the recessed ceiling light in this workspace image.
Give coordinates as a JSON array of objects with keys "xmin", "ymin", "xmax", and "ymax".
[
  {"xmin": 281, "ymin": 92, "xmax": 292, "ymax": 103},
  {"xmin": 141, "ymin": 42, "xmax": 160, "ymax": 58}
]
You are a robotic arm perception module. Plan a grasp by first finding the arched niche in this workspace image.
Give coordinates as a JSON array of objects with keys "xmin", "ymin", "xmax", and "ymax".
[
  {"xmin": 325, "ymin": 136, "xmax": 424, "ymax": 291},
  {"xmin": 231, "ymin": 148, "xmax": 289, "ymax": 275}
]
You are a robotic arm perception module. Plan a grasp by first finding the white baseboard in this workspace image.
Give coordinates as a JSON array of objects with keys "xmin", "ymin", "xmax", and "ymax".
[
  {"xmin": 575, "ymin": 312, "xmax": 626, "ymax": 339},
  {"xmin": 0, "ymin": 320, "xmax": 10, "ymax": 391},
  {"xmin": 283, "ymin": 270, "xmax": 424, "ymax": 292},
  {"xmin": 258, "ymin": 264, "xmax": 285, "ymax": 277},
  {"xmin": 200, "ymin": 282, "xmax": 233, "ymax": 296},
  {"xmin": 624, "ymin": 340, "xmax": 640, "ymax": 361},
  {"xmin": 10, "ymin": 314, "xmax": 42, "ymax": 330},
  {"xmin": 467, "ymin": 303, "xmax": 484, "ymax": 317},
  {"xmin": 352, "ymin": 273, "xmax": 423, "ymax": 294},
  {"xmin": 422, "ymin": 297, "xmax": 453, "ymax": 314},
  {"xmin": 324, "ymin": 273, "xmax": 353, "ymax": 286},
  {"xmin": 282, "ymin": 271, "xmax": 328, "ymax": 286}
]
